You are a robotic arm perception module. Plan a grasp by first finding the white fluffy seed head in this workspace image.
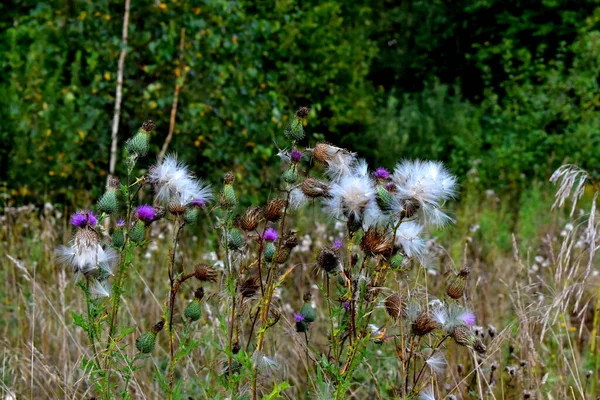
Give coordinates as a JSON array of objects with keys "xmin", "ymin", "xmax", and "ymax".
[
  {"xmin": 55, "ymin": 229, "xmax": 118, "ymax": 277},
  {"xmin": 426, "ymin": 352, "xmax": 447, "ymax": 376},
  {"xmin": 392, "ymin": 159, "xmax": 457, "ymax": 206},
  {"xmin": 395, "ymin": 221, "xmax": 426, "ymax": 259},
  {"xmin": 148, "ymin": 154, "xmax": 213, "ymax": 206},
  {"xmin": 324, "ymin": 165, "xmax": 376, "ymax": 222}
]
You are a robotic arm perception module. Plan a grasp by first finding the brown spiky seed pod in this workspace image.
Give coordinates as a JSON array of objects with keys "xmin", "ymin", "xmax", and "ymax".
[
  {"xmin": 224, "ymin": 171, "xmax": 235, "ymax": 184},
  {"xmin": 240, "ymin": 276, "xmax": 260, "ymax": 298},
  {"xmin": 141, "ymin": 119, "xmax": 156, "ymax": 132},
  {"xmin": 240, "ymin": 207, "xmax": 262, "ymax": 231},
  {"xmin": 452, "ymin": 325, "xmax": 487, "ymax": 354},
  {"xmin": 193, "ymin": 287, "xmax": 205, "ymax": 300},
  {"xmin": 360, "ymin": 228, "xmax": 394, "ymax": 257},
  {"xmin": 317, "ymin": 248, "xmax": 339, "ymax": 273},
  {"xmin": 301, "ymin": 177, "xmax": 331, "ymax": 198},
  {"xmin": 446, "ymin": 268, "xmax": 470, "ymax": 299},
  {"xmin": 151, "ymin": 319, "xmax": 165, "ymax": 334},
  {"xmin": 303, "ymin": 291, "xmax": 312, "ymax": 302},
  {"xmin": 384, "ymin": 293, "xmax": 405, "ymax": 320},
  {"xmin": 264, "ymin": 198, "xmax": 287, "ymax": 221},
  {"xmin": 275, "ymin": 247, "xmax": 291, "ymax": 264},
  {"xmin": 195, "ymin": 263, "xmax": 218, "ymax": 282},
  {"xmin": 411, "ymin": 311, "xmax": 439, "ymax": 336},
  {"xmin": 283, "ymin": 231, "xmax": 299, "ymax": 249},
  {"xmin": 295, "ymin": 106, "xmax": 310, "ymax": 118},
  {"xmin": 312, "ymin": 143, "xmax": 335, "ymax": 164},
  {"xmin": 168, "ymin": 201, "xmax": 187, "ymax": 216}
]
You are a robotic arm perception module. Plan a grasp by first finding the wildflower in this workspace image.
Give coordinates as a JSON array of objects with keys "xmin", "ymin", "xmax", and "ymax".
[
  {"xmin": 446, "ymin": 268, "xmax": 470, "ymax": 299},
  {"xmin": 394, "ymin": 221, "xmax": 426, "ymax": 260},
  {"xmin": 263, "ymin": 227, "xmax": 279, "ymax": 242},
  {"xmin": 301, "ymin": 177, "xmax": 331, "ymax": 198},
  {"xmin": 384, "ymin": 293, "xmax": 405, "ymax": 320},
  {"xmin": 56, "ymin": 228, "xmax": 118, "ymax": 277},
  {"xmin": 70, "ymin": 210, "xmax": 97, "ymax": 228},
  {"xmin": 374, "ymin": 167, "xmax": 390, "ymax": 180},
  {"xmin": 294, "ymin": 313, "xmax": 305, "ymax": 323},
  {"xmin": 311, "ymin": 142, "xmax": 357, "ymax": 180},
  {"xmin": 342, "ymin": 301, "xmax": 351, "ymax": 311},
  {"xmin": 117, "ymin": 218, "xmax": 125, "ymax": 227},
  {"xmin": 459, "ymin": 310, "xmax": 476, "ymax": 327},
  {"xmin": 290, "ymin": 149, "xmax": 303, "ymax": 163},
  {"xmin": 136, "ymin": 204, "xmax": 156, "ymax": 222},
  {"xmin": 147, "ymin": 154, "xmax": 213, "ymax": 207},
  {"xmin": 425, "ymin": 352, "xmax": 447, "ymax": 376},
  {"xmin": 333, "ymin": 239, "xmax": 342, "ymax": 249},
  {"xmin": 191, "ymin": 198, "xmax": 206, "ymax": 208},
  {"xmin": 264, "ymin": 198, "xmax": 287, "ymax": 221},
  {"xmin": 194, "ymin": 263, "xmax": 218, "ymax": 282}
]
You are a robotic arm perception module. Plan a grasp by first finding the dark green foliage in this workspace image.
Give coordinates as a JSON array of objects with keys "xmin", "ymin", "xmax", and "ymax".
[{"xmin": 2, "ymin": 1, "xmax": 599, "ymax": 206}]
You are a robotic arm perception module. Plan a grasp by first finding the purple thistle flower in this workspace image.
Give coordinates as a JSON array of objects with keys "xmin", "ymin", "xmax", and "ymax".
[
  {"xmin": 342, "ymin": 301, "xmax": 351, "ymax": 311},
  {"xmin": 117, "ymin": 218, "xmax": 125, "ymax": 227},
  {"xmin": 263, "ymin": 227, "xmax": 278, "ymax": 242},
  {"xmin": 374, "ymin": 167, "xmax": 390, "ymax": 180},
  {"xmin": 294, "ymin": 313, "xmax": 305, "ymax": 323},
  {"xmin": 191, "ymin": 198, "xmax": 206, "ymax": 208},
  {"xmin": 136, "ymin": 204, "xmax": 156, "ymax": 222},
  {"xmin": 460, "ymin": 311, "xmax": 476, "ymax": 326},
  {"xmin": 333, "ymin": 239, "xmax": 342, "ymax": 249},
  {"xmin": 386, "ymin": 182, "xmax": 396, "ymax": 191},
  {"xmin": 70, "ymin": 210, "xmax": 97, "ymax": 227},
  {"xmin": 290, "ymin": 149, "xmax": 303, "ymax": 163}
]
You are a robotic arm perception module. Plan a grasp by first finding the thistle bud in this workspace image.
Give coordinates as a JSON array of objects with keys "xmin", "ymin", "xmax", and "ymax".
[
  {"xmin": 384, "ymin": 293, "xmax": 405, "ymax": 320},
  {"xmin": 411, "ymin": 311, "xmax": 439, "ymax": 337},
  {"xmin": 360, "ymin": 227, "xmax": 393, "ymax": 257},
  {"xmin": 275, "ymin": 247, "xmax": 291, "ymax": 264},
  {"xmin": 126, "ymin": 121, "xmax": 154, "ymax": 157},
  {"xmin": 300, "ymin": 302, "xmax": 316, "ymax": 323},
  {"xmin": 301, "ymin": 177, "xmax": 331, "ymax": 198},
  {"xmin": 112, "ymin": 221, "xmax": 125, "ymax": 247},
  {"xmin": 220, "ymin": 184, "xmax": 237, "ymax": 210},
  {"xmin": 183, "ymin": 207, "xmax": 200, "ymax": 224},
  {"xmin": 264, "ymin": 199, "xmax": 286, "ymax": 221},
  {"xmin": 185, "ymin": 297, "xmax": 203, "ymax": 322},
  {"xmin": 389, "ymin": 254, "xmax": 404, "ymax": 270},
  {"xmin": 97, "ymin": 177, "xmax": 120, "ymax": 214},
  {"xmin": 282, "ymin": 167, "xmax": 299, "ymax": 184},
  {"xmin": 317, "ymin": 247, "xmax": 339, "ymax": 274},
  {"xmin": 129, "ymin": 220, "xmax": 146, "ymax": 243},
  {"xmin": 446, "ymin": 268, "xmax": 470, "ymax": 299},
  {"xmin": 375, "ymin": 185, "xmax": 394, "ymax": 212},
  {"xmin": 263, "ymin": 242, "xmax": 276, "ymax": 262},
  {"xmin": 240, "ymin": 207, "xmax": 262, "ymax": 231},
  {"xmin": 195, "ymin": 263, "xmax": 218, "ymax": 282},
  {"xmin": 284, "ymin": 116, "xmax": 305, "ymax": 141},
  {"xmin": 228, "ymin": 228, "xmax": 245, "ymax": 250},
  {"xmin": 136, "ymin": 331, "xmax": 157, "ymax": 353}
]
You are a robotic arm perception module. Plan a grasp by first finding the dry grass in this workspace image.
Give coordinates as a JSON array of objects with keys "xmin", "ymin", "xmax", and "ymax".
[{"xmin": 1, "ymin": 180, "xmax": 599, "ymax": 399}]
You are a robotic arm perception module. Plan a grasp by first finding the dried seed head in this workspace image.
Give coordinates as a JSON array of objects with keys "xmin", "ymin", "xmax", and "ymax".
[
  {"xmin": 457, "ymin": 364, "xmax": 464, "ymax": 374},
  {"xmin": 399, "ymin": 199, "xmax": 421, "ymax": 219},
  {"xmin": 151, "ymin": 320, "xmax": 165, "ymax": 334},
  {"xmin": 264, "ymin": 198, "xmax": 287, "ymax": 221},
  {"xmin": 301, "ymin": 177, "xmax": 331, "ymax": 198},
  {"xmin": 224, "ymin": 171, "xmax": 235, "ymax": 184},
  {"xmin": 240, "ymin": 275, "xmax": 260, "ymax": 298},
  {"xmin": 295, "ymin": 106, "xmax": 310, "ymax": 119},
  {"xmin": 195, "ymin": 263, "xmax": 218, "ymax": 282},
  {"xmin": 194, "ymin": 287, "xmax": 205, "ymax": 300},
  {"xmin": 168, "ymin": 201, "xmax": 187, "ymax": 216},
  {"xmin": 317, "ymin": 247, "xmax": 339, "ymax": 274},
  {"xmin": 107, "ymin": 176, "xmax": 120, "ymax": 190},
  {"xmin": 411, "ymin": 311, "xmax": 439, "ymax": 336},
  {"xmin": 488, "ymin": 324, "xmax": 497, "ymax": 338},
  {"xmin": 586, "ymin": 370, "xmax": 593, "ymax": 378},
  {"xmin": 384, "ymin": 293, "xmax": 405, "ymax": 320},
  {"xmin": 447, "ymin": 268, "xmax": 470, "ymax": 299},
  {"xmin": 275, "ymin": 247, "xmax": 291, "ymax": 264},
  {"xmin": 303, "ymin": 291, "xmax": 312, "ymax": 302},
  {"xmin": 232, "ymin": 342, "xmax": 241, "ymax": 354},
  {"xmin": 360, "ymin": 227, "xmax": 394, "ymax": 257},
  {"xmin": 283, "ymin": 231, "xmax": 299, "ymax": 249},
  {"xmin": 240, "ymin": 207, "xmax": 262, "ymax": 231},
  {"xmin": 523, "ymin": 390, "xmax": 531, "ymax": 399},
  {"xmin": 141, "ymin": 119, "xmax": 156, "ymax": 132}
]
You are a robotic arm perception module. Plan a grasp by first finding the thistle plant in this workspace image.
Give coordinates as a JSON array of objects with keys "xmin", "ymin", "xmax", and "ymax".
[{"xmin": 54, "ymin": 111, "xmax": 486, "ymax": 399}]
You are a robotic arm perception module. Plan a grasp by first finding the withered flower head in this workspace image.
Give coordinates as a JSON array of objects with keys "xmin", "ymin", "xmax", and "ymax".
[
  {"xmin": 240, "ymin": 275, "xmax": 260, "ymax": 298},
  {"xmin": 194, "ymin": 287, "xmax": 205, "ymax": 300},
  {"xmin": 107, "ymin": 176, "xmax": 120, "ymax": 190},
  {"xmin": 141, "ymin": 119, "xmax": 156, "ymax": 132},
  {"xmin": 317, "ymin": 247, "xmax": 339, "ymax": 274},
  {"xmin": 224, "ymin": 171, "xmax": 235, "ymax": 184},
  {"xmin": 195, "ymin": 263, "xmax": 218, "ymax": 282},
  {"xmin": 446, "ymin": 268, "xmax": 470, "ymax": 299},
  {"xmin": 360, "ymin": 227, "xmax": 394, "ymax": 257},
  {"xmin": 151, "ymin": 319, "xmax": 165, "ymax": 334},
  {"xmin": 295, "ymin": 106, "xmax": 310, "ymax": 119},
  {"xmin": 264, "ymin": 198, "xmax": 287, "ymax": 222},
  {"xmin": 411, "ymin": 310, "xmax": 439, "ymax": 337},
  {"xmin": 301, "ymin": 177, "xmax": 331, "ymax": 198},
  {"xmin": 303, "ymin": 291, "xmax": 312, "ymax": 302},
  {"xmin": 240, "ymin": 207, "xmax": 262, "ymax": 231},
  {"xmin": 168, "ymin": 201, "xmax": 188, "ymax": 216},
  {"xmin": 283, "ymin": 231, "xmax": 299, "ymax": 249},
  {"xmin": 384, "ymin": 293, "xmax": 406, "ymax": 320}
]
